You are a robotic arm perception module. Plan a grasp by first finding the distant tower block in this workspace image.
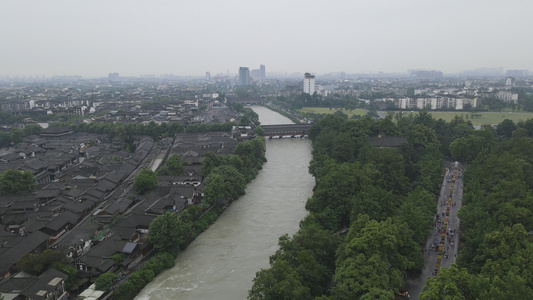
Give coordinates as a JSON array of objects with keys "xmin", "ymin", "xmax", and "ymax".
[
  {"xmin": 239, "ymin": 67, "xmax": 250, "ymax": 85},
  {"xmin": 303, "ymin": 73, "xmax": 315, "ymax": 95},
  {"xmin": 206, "ymin": 72, "xmax": 211, "ymax": 81},
  {"xmin": 260, "ymin": 64, "xmax": 266, "ymax": 79},
  {"xmin": 506, "ymin": 76, "xmax": 515, "ymax": 87},
  {"xmin": 465, "ymin": 79, "xmax": 472, "ymax": 88},
  {"xmin": 108, "ymin": 73, "xmax": 119, "ymax": 81}
]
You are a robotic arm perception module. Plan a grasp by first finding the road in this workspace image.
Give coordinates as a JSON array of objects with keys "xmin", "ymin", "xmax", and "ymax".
[{"xmin": 402, "ymin": 163, "xmax": 464, "ymax": 299}]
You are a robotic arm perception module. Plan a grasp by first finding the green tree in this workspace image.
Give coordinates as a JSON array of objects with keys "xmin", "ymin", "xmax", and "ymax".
[
  {"xmin": 332, "ymin": 253, "xmax": 397, "ymax": 300},
  {"xmin": 373, "ymin": 116, "xmax": 401, "ymax": 137},
  {"xmin": 351, "ymin": 185, "xmax": 397, "ymax": 222},
  {"xmin": 112, "ymin": 281, "xmax": 135, "ymax": 300},
  {"xmin": 361, "ymin": 147, "xmax": 409, "ymax": 195},
  {"xmin": 148, "ymin": 212, "xmax": 184, "ymax": 253},
  {"xmin": 471, "ymin": 272, "xmax": 533, "ymax": 299},
  {"xmin": 331, "ymin": 132, "xmax": 356, "ymax": 162},
  {"xmin": 9, "ymin": 128, "xmax": 22, "ymax": 145},
  {"xmin": 134, "ymin": 168, "xmax": 157, "ymax": 195},
  {"xmin": 23, "ymin": 123, "xmax": 43, "ymax": 136},
  {"xmin": 201, "ymin": 152, "xmax": 222, "ymax": 178},
  {"xmin": 95, "ymin": 272, "xmax": 118, "ymax": 291},
  {"xmin": 152, "ymin": 251, "xmax": 176, "ymax": 267},
  {"xmin": 332, "ymin": 216, "xmax": 421, "ymax": 299},
  {"xmin": 62, "ymin": 265, "xmax": 78, "ymax": 289},
  {"xmin": 207, "ymin": 165, "xmax": 246, "ymax": 201},
  {"xmin": 266, "ymin": 221, "xmax": 341, "ymax": 297},
  {"xmin": 17, "ymin": 250, "xmax": 64, "ymax": 276},
  {"xmin": 144, "ymin": 257, "xmax": 164, "ymax": 276},
  {"xmin": 420, "ymin": 264, "xmax": 474, "ymax": 300},
  {"xmin": 496, "ymin": 119, "xmax": 516, "ymax": 138},
  {"xmin": 406, "ymin": 124, "xmax": 440, "ymax": 163},
  {"xmin": 254, "ymin": 125, "xmax": 265, "ymax": 136},
  {"xmin": 449, "ymin": 135, "xmax": 487, "ymax": 163},
  {"xmin": 203, "ymin": 173, "xmax": 226, "ymax": 204},
  {"xmin": 339, "ymin": 215, "xmax": 420, "ymax": 274},
  {"xmin": 395, "ymin": 187, "xmax": 437, "ymax": 243},
  {"xmin": 0, "ymin": 169, "xmax": 36, "ymax": 195},
  {"xmin": 157, "ymin": 154, "xmax": 184, "ymax": 176},
  {"xmin": 478, "ymin": 224, "xmax": 533, "ymax": 287},
  {"xmin": 111, "ymin": 253, "xmax": 126, "ymax": 263},
  {"xmin": 248, "ymin": 260, "xmax": 312, "ymax": 300},
  {"xmin": 305, "ymin": 162, "xmax": 371, "ymax": 230}
]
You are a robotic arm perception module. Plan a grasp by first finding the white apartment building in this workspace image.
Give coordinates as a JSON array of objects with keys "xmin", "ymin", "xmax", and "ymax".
[
  {"xmin": 392, "ymin": 96, "xmax": 477, "ymax": 110},
  {"xmin": 497, "ymin": 91, "xmax": 518, "ymax": 104},
  {"xmin": 303, "ymin": 73, "xmax": 316, "ymax": 95}
]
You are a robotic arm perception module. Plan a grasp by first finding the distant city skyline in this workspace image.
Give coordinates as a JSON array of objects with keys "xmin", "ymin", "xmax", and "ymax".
[{"xmin": 1, "ymin": 0, "xmax": 532, "ymax": 77}]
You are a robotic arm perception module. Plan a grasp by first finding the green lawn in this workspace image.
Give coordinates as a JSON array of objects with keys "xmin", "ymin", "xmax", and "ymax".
[
  {"xmin": 299, "ymin": 108, "xmax": 533, "ymax": 126},
  {"xmin": 403, "ymin": 111, "xmax": 533, "ymax": 126},
  {"xmin": 299, "ymin": 107, "xmax": 368, "ymax": 118}
]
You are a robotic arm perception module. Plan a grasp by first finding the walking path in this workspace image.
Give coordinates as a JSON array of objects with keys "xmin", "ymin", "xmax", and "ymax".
[
  {"xmin": 429, "ymin": 168, "xmax": 462, "ymax": 271},
  {"xmin": 403, "ymin": 163, "xmax": 464, "ymax": 299}
]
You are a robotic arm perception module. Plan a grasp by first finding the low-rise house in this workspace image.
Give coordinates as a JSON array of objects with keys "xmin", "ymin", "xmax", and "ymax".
[
  {"xmin": 0, "ymin": 231, "xmax": 50, "ymax": 278},
  {"xmin": 368, "ymin": 136, "xmax": 408, "ymax": 148},
  {"xmin": 0, "ymin": 268, "xmax": 68, "ymax": 300},
  {"xmin": 39, "ymin": 127, "xmax": 74, "ymax": 138},
  {"xmin": 36, "ymin": 188, "xmax": 62, "ymax": 204},
  {"xmin": 40, "ymin": 210, "xmax": 82, "ymax": 245},
  {"xmin": 74, "ymin": 233, "xmax": 145, "ymax": 274}
]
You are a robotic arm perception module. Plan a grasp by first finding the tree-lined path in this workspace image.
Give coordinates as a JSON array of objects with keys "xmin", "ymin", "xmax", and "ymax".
[{"xmin": 403, "ymin": 163, "xmax": 464, "ymax": 299}]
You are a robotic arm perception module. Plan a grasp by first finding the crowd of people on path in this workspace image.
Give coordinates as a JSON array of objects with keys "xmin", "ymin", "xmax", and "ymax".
[{"xmin": 424, "ymin": 168, "xmax": 464, "ymax": 276}]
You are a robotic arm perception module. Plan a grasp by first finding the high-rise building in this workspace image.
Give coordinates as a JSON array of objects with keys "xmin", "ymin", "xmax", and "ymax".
[
  {"xmin": 506, "ymin": 76, "xmax": 515, "ymax": 87},
  {"xmin": 108, "ymin": 73, "xmax": 119, "ymax": 81},
  {"xmin": 303, "ymin": 72, "xmax": 315, "ymax": 95},
  {"xmin": 239, "ymin": 67, "xmax": 250, "ymax": 85},
  {"xmin": 260, "ymin": 64, "xmax": 266, "ymax": 79},
  {"xmin": 251, "ymin": 69, "xmax": 261, "ymax": 78},
  {"xmin": 206, "ymin": 72, "xmax": 211, "ymax": 81}
]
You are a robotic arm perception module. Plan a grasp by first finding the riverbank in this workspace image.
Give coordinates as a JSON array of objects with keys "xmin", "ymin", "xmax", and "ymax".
[
  {"xmin": 134, "ymin": 107, "xmax": 313, "ymax": 299},
  {"xmin": 97, "ymin": 137, "xmax": 266, "ymax": 300},
  {"xmin": 263, "ymin": 103, "xmax": 303, "ymax": 124}
]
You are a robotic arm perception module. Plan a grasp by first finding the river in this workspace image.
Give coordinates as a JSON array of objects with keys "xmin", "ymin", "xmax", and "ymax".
[{"xmin": 135, "ymin": 106, "xmax": 314, "ymax": 300}]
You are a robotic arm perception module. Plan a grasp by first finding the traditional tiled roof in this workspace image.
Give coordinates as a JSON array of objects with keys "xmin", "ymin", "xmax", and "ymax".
[{"xmin": 368, "ymin": 136, "xmax": 408, "ymax": 148}]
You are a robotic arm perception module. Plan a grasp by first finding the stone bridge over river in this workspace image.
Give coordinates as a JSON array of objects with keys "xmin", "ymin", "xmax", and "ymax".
[{"xmin": 260, "ymin": 124, "xmax": 312, "ymax": 138}]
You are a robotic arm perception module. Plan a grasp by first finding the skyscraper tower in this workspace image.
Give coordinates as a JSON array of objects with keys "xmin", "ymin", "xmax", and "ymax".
[
  {"xmin": 206, "ymin": 72, "xmax": 211, "ymax": 81},
  {"xmin": 303, "ymin": 72, "xmax": 315, "ymax": 95},
  {"xmin": 260, "ymin": 64, "xmax": 266, "ymax": 79},
  {"xmin": 239, "ymin": 67, "xmax": 250, "ymax": 85}
]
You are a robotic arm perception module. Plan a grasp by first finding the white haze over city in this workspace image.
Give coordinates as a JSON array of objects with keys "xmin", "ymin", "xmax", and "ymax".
[{"xmin": 1, "ymin": 0, "xmax": 532, "ymax": 77}]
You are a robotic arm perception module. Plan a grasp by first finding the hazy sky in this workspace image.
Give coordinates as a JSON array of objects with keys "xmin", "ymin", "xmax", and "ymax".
[{"xmin": 1, "ymin": 0, "xmax": 532, "ymax": 77}]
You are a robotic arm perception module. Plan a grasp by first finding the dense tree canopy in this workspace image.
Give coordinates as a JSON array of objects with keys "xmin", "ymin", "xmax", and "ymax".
[
  {"xmin": 95, "ymin": 272, "xmax": 118, "ymax": 291},
  {"xmin": 252, "ymin": 111, "xmax": 533, "ymax": 298},
  {"xmin": 157, "ymin": 154, "xmax": 184, "ymax": 176},
  {"xmin": 134, "ymin": 168, "xmax": 157, "ymax": 195},
  {"xmin": 0, "ymin": 169, "xmax": 36, "ymax": 195},
  {"xmin": 422, "ymin": 119, "xmax": 533, "ymax": 297},
  {"xmin": 17, "ymin": 250, "xmax": 65, "ymax": 276},
  {"xmin": 148, "ymin": 212, "xmax": 184, "ymax": 252},
  {"xmin": 249, "ymin": 260, "xmax": 312, "ymax": 300},
  {"xmin": 250, "ymin": 111, "xmax": 445, "ymax": 298}
]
